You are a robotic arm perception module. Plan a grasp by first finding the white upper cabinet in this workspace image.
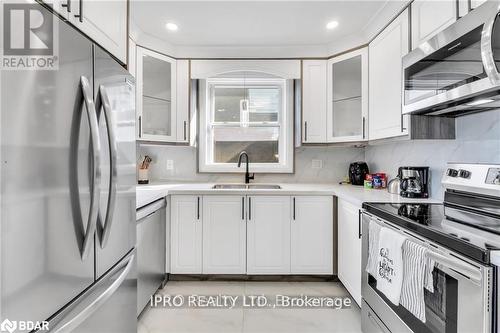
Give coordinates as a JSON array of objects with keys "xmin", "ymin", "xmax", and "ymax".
[
  {"xmin": 136, "ymin": 47, "xmax": 177, "ymax": 142},
  {"xmin": 136, "ymin": 47, "xmax": 190, "ymax": 143},
  {"xmin": 470, "ymin": 0, "xmax": 488, "ymax": 9},
  {"xmin": 302, "ymin": 60, "xmax": 327, "ymax": 143},
  {"xmin": 337, "ymin": 199, "xmax": 362, "ymax": 306},
  {"xmin": 411, "ymin": 0, "xmax": 458, "ymax": 50},
  {"xmin": 202, "ymin": 196, "xmax": 246, "ymax": 274},
  {"xmin": 69, "ymin": 0, "xmax": 127, "ymax": 64},
  {"xmin": 327, "ymin": 48, "xmax": 368, "ymax": 143},
  {"xmin": 43, "ymin": 0, "xmax": 71, "ymax": 19},
  {"xmin": 176, "ymin": 60, "xmax": 190, "ymax": 143},
  {"xmin": 246, "ymin": 196, "xmax": 291, "ymax": 274},
  {"xmin": 128, "ymin": 38, "xmax": 137, "ymax": 78},
  {"xmin": 170, "ymin": 195, "xmax": 202, "ymax": 274},
  {"xmin": 369, "ymin": 8, "xmax": 410, "ymax": 141},
  {"xmin": 291, "ymin": 196, "xmax": 333, "ymax": 274}
]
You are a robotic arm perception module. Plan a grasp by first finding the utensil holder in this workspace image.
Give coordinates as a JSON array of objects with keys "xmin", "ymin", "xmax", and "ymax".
[{"xmin": 138, "ymin": 168, "xmax": 149, "ymax": 185}]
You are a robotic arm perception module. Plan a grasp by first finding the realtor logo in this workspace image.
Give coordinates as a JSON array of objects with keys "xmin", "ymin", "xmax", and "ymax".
[
  {"xmin": 0, "ymin": 319, "xmax": 17, "ymax": 333},
  {"xmin": 1, "ymin": 1, "xmax": 58, "ymax": 69}
]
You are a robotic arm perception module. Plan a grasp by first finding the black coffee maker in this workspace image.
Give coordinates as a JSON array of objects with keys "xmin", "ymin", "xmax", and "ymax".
[
  {"xmin": 398, "ymin": 166, "xmax": 429, "ymax": 198},
  {"xmin": 349, "ymin": 162, "xmax": 369, "ymax": 186}
]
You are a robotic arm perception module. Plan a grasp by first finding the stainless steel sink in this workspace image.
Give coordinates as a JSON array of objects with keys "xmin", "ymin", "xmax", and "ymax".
[
  {"xmin": 212, "ymin": 184, "xmax": 281, "ymax": 190},
  {"xmin": 247, "ymin": 184, "xmax": 281, "ymax": 189},
  {"xmin": 212, "ymin": 184, "xmax": 248, "ymax": 189}
]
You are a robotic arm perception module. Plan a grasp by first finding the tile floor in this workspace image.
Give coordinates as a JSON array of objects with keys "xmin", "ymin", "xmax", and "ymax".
[{"xmin": 138, "ymin": 281, "xmax": 362, "ymax": 333}]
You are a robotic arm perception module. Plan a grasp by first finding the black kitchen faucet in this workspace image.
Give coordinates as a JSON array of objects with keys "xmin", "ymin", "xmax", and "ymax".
[{"xmin": 237, "ymin": 151, "xmax": 255, "ymax": 184}]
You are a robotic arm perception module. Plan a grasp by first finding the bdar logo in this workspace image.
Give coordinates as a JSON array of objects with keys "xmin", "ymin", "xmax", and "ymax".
[{"xmin": 0, "ymin": 319, "xmax": 17, "ymax": 333}]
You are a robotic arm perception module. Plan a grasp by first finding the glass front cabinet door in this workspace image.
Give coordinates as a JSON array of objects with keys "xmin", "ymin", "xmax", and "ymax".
[
  {"xmin": 137, "ymin": 47, "xmax": 177, "ymax": 142},
  {"xmin": 326, "ymin": 48, "xmax": 368, "ymax": 143}
]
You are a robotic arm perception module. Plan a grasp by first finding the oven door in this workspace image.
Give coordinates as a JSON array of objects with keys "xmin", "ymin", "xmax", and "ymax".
[{"xmin": 361, "ymin": 212, "xmax": 493, "ymax": 333}]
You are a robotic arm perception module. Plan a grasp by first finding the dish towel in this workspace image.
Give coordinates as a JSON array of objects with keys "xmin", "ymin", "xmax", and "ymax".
[
  {"xmin": 400, "ymin": 240, "xmax": 428, "ymax": 322},
  {"xmin": 376, "ymin": 227, "xmax": 407, "ymax": 305},
  {"xmin": 424, "ymin": 255, "xmax": 436, "ymax": 292},
  {"xmin": 366, "ymin": 221, "xmax": 382, "ymax": 277}
]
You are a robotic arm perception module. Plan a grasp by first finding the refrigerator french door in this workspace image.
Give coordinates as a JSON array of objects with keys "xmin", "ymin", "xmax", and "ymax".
[{"xmin": 0, "ymin": 3, "xmax": 136, "ymax": 332}]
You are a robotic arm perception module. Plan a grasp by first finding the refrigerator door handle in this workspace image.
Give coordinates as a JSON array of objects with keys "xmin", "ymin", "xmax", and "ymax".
[
  {"xmin": 95, "ymin": 85, "xmax": 118, "ymax": 249},
  {"xmin": 49, "ymin": 251, "xmax": 135, "ymax": 332},
  {"xmin": 79, "ymin": 76, "xmax": 101, "ymax": 260}
]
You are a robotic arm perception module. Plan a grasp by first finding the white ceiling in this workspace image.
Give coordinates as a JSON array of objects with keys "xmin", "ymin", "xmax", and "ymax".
[{"xmin": 131, "ymin": 1, "xmax": 391, "ymax": 48}]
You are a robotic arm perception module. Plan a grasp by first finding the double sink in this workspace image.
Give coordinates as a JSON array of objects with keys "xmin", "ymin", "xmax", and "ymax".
[{"xmin": 212, "ymin": 184, "xmax": 281, "ymax": 190}]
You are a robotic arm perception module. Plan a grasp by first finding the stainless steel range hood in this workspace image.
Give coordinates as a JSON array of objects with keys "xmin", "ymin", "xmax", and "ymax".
[{"xmin": 402, "ymin": 0, "xmax": 500, "ymax": 117}]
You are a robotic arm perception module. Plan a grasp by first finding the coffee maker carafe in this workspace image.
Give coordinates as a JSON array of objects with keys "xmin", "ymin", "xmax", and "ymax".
[{"xmin": 398, "ymin": 167, "xmax": 429, "ymax": 198}]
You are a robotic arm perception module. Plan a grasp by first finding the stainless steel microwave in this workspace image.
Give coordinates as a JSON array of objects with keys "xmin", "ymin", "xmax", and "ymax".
[{"xmin": 403, "ymin": 0, "xmax": 500, "ymax": 116}]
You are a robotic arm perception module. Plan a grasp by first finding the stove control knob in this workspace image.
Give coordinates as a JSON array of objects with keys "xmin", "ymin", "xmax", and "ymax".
[
  {"xmin": 446, "ymin": 168, "xmax": 458, "ymax": 177},
  {"xmin": 458, "ymin": 169, "xmax": 471, "ymax": 179}
]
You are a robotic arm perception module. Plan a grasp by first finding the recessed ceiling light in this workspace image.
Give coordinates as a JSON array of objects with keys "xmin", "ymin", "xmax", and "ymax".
[
  {"xmin": 326, "ymin": 21, "xmax": 339, "ymax": 30},
  {"xmin": 165, "ymin": 22, "xmax": 178, "ymax": 31}
]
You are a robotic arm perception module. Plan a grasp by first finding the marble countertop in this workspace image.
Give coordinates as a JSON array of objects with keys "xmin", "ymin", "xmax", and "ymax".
[{"xmin": 136, "ymin": 182, "xmax": 440, "ymax": 209}]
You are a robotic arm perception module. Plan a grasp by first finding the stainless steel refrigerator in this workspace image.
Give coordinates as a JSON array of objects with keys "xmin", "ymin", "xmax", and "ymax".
[{"xmin": 1, "ymin": 3, "xmax": 137, "ymax": 332}]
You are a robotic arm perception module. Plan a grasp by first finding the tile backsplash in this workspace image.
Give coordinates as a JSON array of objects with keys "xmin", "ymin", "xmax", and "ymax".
[
  {"xmin": 365, "ymin": 110, "xmax": 500, "ymax": 199},
  {"xmin": 137, "ymin": 145, "xmax": 365, "ymax": 184},
  {"xmin": 138, "ymin": 110, "xmax": 500, "ymax": 200}
]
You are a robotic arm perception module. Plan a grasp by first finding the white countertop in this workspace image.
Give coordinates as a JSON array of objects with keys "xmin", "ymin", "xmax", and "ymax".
[{"xmin": 136, "ymin": 182, "xmax": 440, "ymax": 209}]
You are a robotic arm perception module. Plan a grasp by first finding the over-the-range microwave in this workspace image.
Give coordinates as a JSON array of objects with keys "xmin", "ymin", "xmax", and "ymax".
[{"xmin": 403, "ymin": 0, "xmax": 500, "ymax": 116}]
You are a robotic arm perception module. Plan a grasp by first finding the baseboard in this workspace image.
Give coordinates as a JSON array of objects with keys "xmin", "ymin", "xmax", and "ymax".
[{"xmin": 168, "ymin": 274, "xmax": 339, "ymax": 282}]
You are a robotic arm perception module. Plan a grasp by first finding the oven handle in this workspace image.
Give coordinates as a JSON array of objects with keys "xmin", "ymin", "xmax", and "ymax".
[
  {"xmin": 427, "ymin": 251, "xmax": 482, "ymax": 285},
  {"xmin": 481, "ymin": 8, "xmax": 500, "ymax": 84},
  {"xmin": 364, "ymin": 212, "xmax": 483, "ymax": 285}
]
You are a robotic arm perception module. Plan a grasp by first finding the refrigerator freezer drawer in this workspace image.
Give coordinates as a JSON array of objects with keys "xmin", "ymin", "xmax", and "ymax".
[{"xmin": 48, "ymin": 250, "xmax": 136, "ymax": 332}]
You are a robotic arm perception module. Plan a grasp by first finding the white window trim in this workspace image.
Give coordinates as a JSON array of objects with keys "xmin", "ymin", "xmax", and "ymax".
[{"xmin": 198, "ymin": 78, "xmax": 294, "ymax": 173}]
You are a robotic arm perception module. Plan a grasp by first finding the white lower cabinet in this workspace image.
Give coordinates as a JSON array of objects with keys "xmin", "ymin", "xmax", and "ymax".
[
  {"xmin": 170, "ymin": 194, "xmax": 334, "ymax": 275},
  {"xmin": 202, "ymin": 196, "xmax": 246, "ymax": 274},
  {"xmin": 337, "ymin": 199, "xmax": 362, "ymax": 306},
  {"xmin": 291, "ymin": 196, "xmax": 333, "ymax": 274},
  {"xmin": 247, "ymin": 196, "xmax": 291, "ymax": 274},
  {"xmin": 170, "ymin": 195, "xmax": 202, "ymax": 274}
]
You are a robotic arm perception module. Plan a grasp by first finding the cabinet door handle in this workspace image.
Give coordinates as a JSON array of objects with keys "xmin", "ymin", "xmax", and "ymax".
[
  {"xmin": 197, "ymin": 197, "xmax": 200, "ymax": 220},
  {"xmin": 358, "ymin": 209, "xmax": 362, "ymax": 239},
  {"xmin": 138, "ymin": 116, "xmax": 142, "ymax": 138},
  {"xmin": 242, "ymin": 197, "xmax": 245, "ymax": 220},
  {"xmin": 248, "ymin": 197, "xmax": 252, "ymax": 221},
  {"xmin": 74, "ymin": 0, "xmax": 83, "ymax": 22},
  {"xmin": 362, "ymin": 117, "xmax": 366, "ymax": 139},
  {"xmin": 183, "ymin": 121, "xmax": 187, "ymax": 141},
  {"xmin": 400, "ymin": 114, "xmax": 406, "ymax": 132},
  {"xmin": 62, "ymin": 0, "xmax": 71, "ymax": 12},
  {"xmin": 293, "ymin": 197, "xmax": 296, "ymax": 221},
  {"xmin": 304, "ymin": 121, "xmax": 308, "ymax": 142}
]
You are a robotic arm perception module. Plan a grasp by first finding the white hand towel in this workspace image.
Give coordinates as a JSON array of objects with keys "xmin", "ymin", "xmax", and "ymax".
[
  {"xmin": 376, "ymin": 227, "xmax": 407, "ymax": 305},
  {"xmin": 366, "ymin": 221, "xmax": 382, "ymax": 277},
  {"xmin": 400, "ymin": 240, "xmax": 428, "ymax": 322}
]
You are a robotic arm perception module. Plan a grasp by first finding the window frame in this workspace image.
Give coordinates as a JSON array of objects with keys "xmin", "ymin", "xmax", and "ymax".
[{"xmin": 198, "ymin": 77, "xmax": 294, "ymax": 173}]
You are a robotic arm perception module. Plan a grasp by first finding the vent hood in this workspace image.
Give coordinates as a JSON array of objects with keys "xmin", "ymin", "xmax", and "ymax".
[{"xmin": 402, "ymin": 1, "xmax": 500, "ymax": 117}]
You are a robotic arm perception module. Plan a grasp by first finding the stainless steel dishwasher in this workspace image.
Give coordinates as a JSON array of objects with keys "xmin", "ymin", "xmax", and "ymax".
[{"xmin": 137, "ymin": 198, "xmax": 166, "ymax": 315}]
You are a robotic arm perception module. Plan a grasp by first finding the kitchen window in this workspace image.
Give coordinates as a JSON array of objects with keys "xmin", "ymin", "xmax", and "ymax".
[{"xmin": 199, "ymin": 76, "xmax": 293, "ymax": 173}]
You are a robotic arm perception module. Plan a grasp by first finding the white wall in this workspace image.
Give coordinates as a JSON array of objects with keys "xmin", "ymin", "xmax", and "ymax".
[{"xmin": 365, "ymin": 110, "xmax": 500, "ymax": 199}]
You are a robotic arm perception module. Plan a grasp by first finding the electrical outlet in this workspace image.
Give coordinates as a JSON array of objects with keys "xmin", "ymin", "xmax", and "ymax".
[
  {"xmin": 166, "ymin": 160, "xmax": 174, "ymax": 170},
  {"xmin": 312, "ymin": 159, "xmax": 323, "ymax": 169}
]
